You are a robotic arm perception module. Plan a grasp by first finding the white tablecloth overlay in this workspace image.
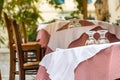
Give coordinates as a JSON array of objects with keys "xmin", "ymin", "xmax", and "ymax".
[
  {"xmin": 40, "ymin": 42, "xmax": 120, "ymax": 80},
  {"xmin": 48, "ymin": 21, "xmax": 120, "ymax": 51},
  {"xmin": 48, "ymin": 25, "xmax": 109, "ymax": 51},
  {"xmin": 37, "ymin": 20, "xmax": 120, "ymax": 39},
  {"xmin": 37, "ymin": 20, "xmax": 69, "ymax": 35},
  {"xmin": 89, "ymin": 20, "xmax": 120, "ymax": 39},
  {"xmin": 37, "ymin": 20, "xmax": 120, "ymax": 51}
]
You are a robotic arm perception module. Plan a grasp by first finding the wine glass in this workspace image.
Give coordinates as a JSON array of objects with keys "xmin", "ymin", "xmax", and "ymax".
[
  {"xmin": 68, "ymin": 19, "xmax": 81, "ymax": 28},
  {"xmin": 97, "ymin": 30, "xmax": 109, "ymax": 44},
  {"xmin": 85, "ymin": 31, "xmax": 97, "ymax": 45},
  {"xmin": 74, "ymin": 19, "xmax": 81, "ymax": 27},
  {"xmin": 68, "ymin": 19, "xmax": 76, "ymax": 28}
]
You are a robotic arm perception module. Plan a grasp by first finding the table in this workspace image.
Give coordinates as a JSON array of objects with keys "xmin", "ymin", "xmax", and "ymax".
[
  {"xmin": 45, "ymin": 25, "xmax": 120, "ymax": 54},
  {"xmin": 36, "ymin": 19, "xmax": 97, "ymax": 48},
  {"xmin": 35, "ymin": 43, "xmax": 120, "ymax": 80},
  {"xmin": 36, "ymin": 19, "xmax": 108, "ymax": 48},
  {"xmin": 35, "ymin": 20, "xmax": 120, "ymax": 80}
]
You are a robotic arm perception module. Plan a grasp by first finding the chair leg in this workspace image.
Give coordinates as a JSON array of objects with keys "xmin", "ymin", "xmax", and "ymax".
[
  {"xmin": 24, "ymin": 52, "xmax": 28, "ymax": 62},
  {"xmin": 9, "ymin": 50, "xmax": 16, "ymax": 80},
  {"xmin": 36, "ymin": 49, "xmax": 41, "ymax": 61},
  {"xmin": 19, "ymin": 69, "xmax": 25, "ymax": 80}
]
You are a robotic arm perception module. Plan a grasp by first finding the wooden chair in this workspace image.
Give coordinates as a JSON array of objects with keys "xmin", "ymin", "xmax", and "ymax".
[
  {"xmin": 3, "ymin": 12, "xmax": 16, "ymax": 80},
  {"xmin": 12, "ymin": 20, "xmax": 40, "ymax": 80},
  {"xmin": 3, "ymin": 12, "xmax": 43, "ymax": 80}
]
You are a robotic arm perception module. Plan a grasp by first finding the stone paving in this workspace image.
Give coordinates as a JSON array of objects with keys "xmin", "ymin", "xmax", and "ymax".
[{"xmin": 0, "ymin": 48, "xmax": 36, "ymax": 80}]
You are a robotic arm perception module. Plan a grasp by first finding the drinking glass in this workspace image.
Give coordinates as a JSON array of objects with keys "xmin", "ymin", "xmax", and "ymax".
[
  {"xmin": 74, "ymin": 19, "xmax": 81, "ymax": 27},
  {"xmin": 97, "ymin": 30, "xmax": 109, "ymax": 44},
  {"xmin": 68, "ymin": 19, "xmax": 76, "ymax": 28},
  {"xmin": 68, "ymin": 19, "xmax": 81, "ymax": 28},
  {"xmin": 85, "ymin": 31, "xmax": 97, "ymax": 45}
]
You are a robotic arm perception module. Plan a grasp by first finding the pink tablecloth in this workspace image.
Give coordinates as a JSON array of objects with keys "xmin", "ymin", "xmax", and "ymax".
[
  {"xmin": 75, "ymin": 44, "xmax": 120, "ymax": 80},
  {"xmin": 36, "ymin": 29, "xmax": 50, "ymax": 48},
  {"xmin": 35, "ymin": 44, "xmax": 120, "ymax": 80},
  {"xmin": 0, "ymin": 70, "xmax": 1, "ymax": 80},
  {"xmin": 36, "ymin": 21, "xmax": 69, "ymax": 48}
]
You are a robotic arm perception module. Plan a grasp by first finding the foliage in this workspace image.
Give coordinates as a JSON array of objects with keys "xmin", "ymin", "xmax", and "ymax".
[
  {"xmin": 28, "ymin": 27, "xmax": 37, "ymax": 41},
  {"xmin": 0, "ymin": 0, "xmax": 4, "ymax": 20},
  {"xmin": 0, "ymin": 0, "xmax": 85, "ymax": 43},
  {"xmin": 46, "ymin": 0, "xmax": 63, "ymax": 10},
  {"xmin": 0, "ymin": 0, "xmax": 4, "ymax": 44},
  {"xmin": 0, "ymin": 35, "xmax": 5, "ymax": 44},
  {"xmin": 1, "ymin": 0, "xmax": 44, "ymax": 42},
  {"xmin": 75, "ymin": 0, "xmax": 83, "ymax": 12},
  {"xmin": 3, "ymin": 0, "xmax": 43, "ymax": 27},
  {"xmin": 46, "ymin": 0, "xmax": 83, "ymax": 17}
]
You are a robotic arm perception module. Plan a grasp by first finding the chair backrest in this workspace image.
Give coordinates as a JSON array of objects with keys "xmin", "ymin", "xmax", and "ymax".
[
  {"xmin": 3, "ymin": 12, "xmax": 14, "ymax": 47},
  {"xmin": 12, "ymin": 20, "xmax": 25, "ymax": 75},
  {"xmin": 4, "ymin": 12, "xmax": 27, "ymax": 44}
]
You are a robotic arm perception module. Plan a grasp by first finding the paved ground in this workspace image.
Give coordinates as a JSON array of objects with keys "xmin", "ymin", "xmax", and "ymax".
[{"xmin": 0, "ymin": 48, "xmax": 36, "ymax": 80}]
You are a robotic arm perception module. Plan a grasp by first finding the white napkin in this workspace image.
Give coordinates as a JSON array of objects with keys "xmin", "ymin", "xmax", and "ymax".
[{"xmin": 40, "ymin": 42, "xmax": 120, "ymax": 80}]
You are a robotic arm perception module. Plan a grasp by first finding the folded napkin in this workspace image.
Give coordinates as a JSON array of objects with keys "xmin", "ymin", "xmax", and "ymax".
[{"xmin": 40, "ymin": 42, "xmax": 120, "ymax": 80}]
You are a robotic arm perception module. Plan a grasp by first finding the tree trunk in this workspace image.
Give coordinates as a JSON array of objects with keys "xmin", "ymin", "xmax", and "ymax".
[{"xmin": 82, "ymin": 0, "xmax": 87, "ymax": 19}]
